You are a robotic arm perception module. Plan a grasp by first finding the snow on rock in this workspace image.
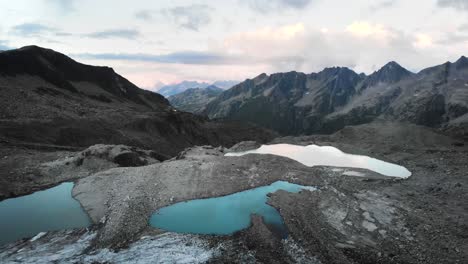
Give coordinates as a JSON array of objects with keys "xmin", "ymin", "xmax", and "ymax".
[
  {"xmin": 84, "ymin": 233, "xmax": 218, "ymax": 264},
  {"xmin": 0, "ymin": 231, "xmax": 218, "ymax": 264}
]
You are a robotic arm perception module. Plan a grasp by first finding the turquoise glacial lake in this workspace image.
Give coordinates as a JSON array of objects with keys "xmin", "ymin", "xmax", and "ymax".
[
  {"xmin": 150, "ymin": 181, "xmax": 315, "ymax": 237},
  {"xmin": 0, "ymin": 182, "xmax": 91, "ymax": 245}
]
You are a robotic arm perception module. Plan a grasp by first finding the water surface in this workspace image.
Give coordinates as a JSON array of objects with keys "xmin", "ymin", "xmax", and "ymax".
[
  {"xmin": 150, "ymin": 181, "xmax": 315, "ymax": 237},
  {"xmin": 0, "ymin": 182, "xmax": 91, "ymax": 245},
  {"xmin": 226, "ymin": 144, "xmax": 411, "ymax": 178}
]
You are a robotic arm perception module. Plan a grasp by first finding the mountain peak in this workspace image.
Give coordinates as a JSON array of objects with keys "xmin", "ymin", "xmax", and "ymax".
[
  {"xmin": 364, "ymin": 60, "xmax": 412, "ymax": 86},
  {"xmin": 455, "ymin": 55, "xmax": 468, "ymax": 69},
  {"xmin": 0, "ymin": 45, "xmax": 167, "ymax": 108},
  {"xmin": 380, "ymin": 61, "xmax": 407, "ymax": 72}
]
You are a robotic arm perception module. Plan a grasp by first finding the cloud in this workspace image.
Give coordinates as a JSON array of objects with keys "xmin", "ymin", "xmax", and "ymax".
[
  {"xmin": 439, "ymin": 32, "xmax": 468, "ymax": 44},
  {"xmin": 437, "ymin": 0, "xmax": 468, "ymax": 11},
  {"xmin": 10, "ymin": 23, "xmax": 57, "ymax": 37},
  {"xmin": 74, "ymin": 21, "xmax": 453, "ymax": 85},
  {"xmin": 346, "ymin": 22, "xmax": 395, "ymax": 40},
  {"xmin": 413, "ymin": 33, "xmax": 433, "ymax": 48},
  {"xmin": 219, "ymin": 22, "xmax": 437, "ymax": 73},
  {"xmin": 77, "ymin": 22, "xmax": 435, "ymax": 75},
  {"xmin": 459, "ymin": 23, "xmax": 468, "ymax": 31},
  {"xmin": 73, "ymin": 50, "xmax": 234, "ymax": 65},
  {"xmin": 85, "ymin": 29, "xmax": 140, "ymax": 39},
  {"xmin": 163, "ymin": 4, "xmax": 212, "ymax": 31},
  {"xmin": 0, "ymin": 40, "xmax": 13, "ymax": 50},
  {"xmin": 46, "ymin": 0, "xmax": 76, "ymax": 12},
  {"xmin": 243, "ymin": 0, "xmax": 314, "ymax": 12},
  {"xmin": 135, "ymin": 10, "xmax": 153, "ymax": 21},
  {"xmin": 369, "ymin": 0, "xmax": 397, "ymax": 12}
]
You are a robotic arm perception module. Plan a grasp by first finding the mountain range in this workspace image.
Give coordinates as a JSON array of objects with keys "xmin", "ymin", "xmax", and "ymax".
[
  {"xmin": 0, "ymin": 46, "xmax": 275, "ymax": 157},
  {"xmin": 168, "ymin": 85, "xmax": 223, "ymax": 114},
  {"xmin": 198, "ymin": 58, "xmax": 468, "ymax": 139},
  {"xmin": 156, "ymin": 80, "xmax": 239, "ymax": 97}
]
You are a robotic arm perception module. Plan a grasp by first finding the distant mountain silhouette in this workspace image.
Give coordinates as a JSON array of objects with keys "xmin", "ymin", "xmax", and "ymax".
[
  {"xmin": 157, "ymin": 81, "xmax": 211, "ymax": 97},
  {"xmin": 168, "ymin": 85, "xmax": 223, "ymax": 113},
  {"xmin": 157, "ymin": 80, "xmax": 239, "ymax": 97}
]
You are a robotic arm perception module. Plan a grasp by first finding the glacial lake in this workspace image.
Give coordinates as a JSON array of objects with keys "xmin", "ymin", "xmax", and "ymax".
[
  {"xmin": 150, "ymin": 181, "xmax": 315, "ymax": 237},
  {"xmin": 0, "ymin": 182, "xmax": 91, "ymax": 245},
  {"xmin": 226, "ymin": 144, "xmax": 412, "ymax": 178}
]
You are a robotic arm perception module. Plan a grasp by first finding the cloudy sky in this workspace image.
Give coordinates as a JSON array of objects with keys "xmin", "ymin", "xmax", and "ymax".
[{"xmin": 1, "ymin": 0, "xmax": 468, "ymax": 90}]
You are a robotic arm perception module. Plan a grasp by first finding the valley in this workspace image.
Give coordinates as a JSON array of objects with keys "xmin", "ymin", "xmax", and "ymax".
[{"xmin": 0, "ymin": 46, "xmax": 467, "ymax": 264}]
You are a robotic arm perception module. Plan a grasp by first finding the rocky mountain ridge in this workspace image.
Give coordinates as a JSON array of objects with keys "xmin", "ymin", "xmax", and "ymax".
[
  {"xmin": 203, "ymin": 58, "xmax": 468, "ymax": 139},
  {"xmin": 0, "ymin": 46, "xmax": 277, "ymax": 157},
  {"xmin": 157, "ymin": 80, "xmax": 239, "ymax": 97},
  {"xmin": 168, "ymin": 85, "xmax": 223, "ymax": 113}
]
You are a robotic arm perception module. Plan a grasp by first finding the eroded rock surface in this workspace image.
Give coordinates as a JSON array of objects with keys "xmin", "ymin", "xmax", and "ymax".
[
  {"xmin": 1, "ymin": 122, "xmax": 467, "ymax": 263},
  {"xmin": 0, "ymin": 144, "xmax": 160, "ymax": 200}
]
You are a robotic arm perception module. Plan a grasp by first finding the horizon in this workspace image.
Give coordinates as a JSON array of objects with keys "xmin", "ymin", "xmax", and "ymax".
[
  {"xmin": 1, "ymin": 0, "xmax": 468, "ymax": 89},
  {"xmin": 2, "ymin": 44, "xmax": 467, "ymax": 92}
]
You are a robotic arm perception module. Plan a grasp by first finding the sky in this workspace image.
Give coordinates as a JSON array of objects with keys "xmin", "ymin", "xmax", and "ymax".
[{"xmin": 1, "ymin": 0, "xmax": 468, "ymax": 90}]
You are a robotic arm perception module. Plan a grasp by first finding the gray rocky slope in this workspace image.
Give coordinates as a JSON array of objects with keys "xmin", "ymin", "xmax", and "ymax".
[
  {"xmin": 203, "ymin": 58, "xmax": 468, "ymax": 139},
  {"xmin": 1, "ymin": 122, "xmax": 467, "ymax": 263},
  {"xmin": 0, "ymin": 46, "xmax": 276, "ymax": 158},
  {"xmin": 168, "ymin": 85, "xmax": 223, "ymax": 114}
]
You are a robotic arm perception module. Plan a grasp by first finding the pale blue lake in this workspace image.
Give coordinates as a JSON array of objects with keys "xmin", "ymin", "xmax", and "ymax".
[
  {"xmin": 0, "ymin": 182, "xmax": 91, "ymax": 245},
  {"xmin": 150, "ymin": 181, "xmax": 315, "ymax": 237}
]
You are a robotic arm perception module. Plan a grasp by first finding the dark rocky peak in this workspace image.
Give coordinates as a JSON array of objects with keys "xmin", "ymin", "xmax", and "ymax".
[
  {"xmin": 252, "ymin": 73, "xmax": 269, "ymax": 85},
  {"xmin": 0, "ymin": 45, "xmax": 168, "ymax": 108},
  {"xmin": 315, "ymin": 67, "xmax": 362, "ymax": 83},
  {"xmin": 266, "ymin": 71, "xmax": 306, "ymax": 83},
  {"xmin": 454, "ymin": 55, "xmax": 468, "ymax": 70},
  {"xmin": 418, "ymin": 61, "xmax": 450, "ymax": 76},
  {"xmin": 367, "ymin": 61, "xmax": 412, "ymax": 85},
  {"xmin": 315, "ymin": 67, "xmax": 362, "ymax": 89}
]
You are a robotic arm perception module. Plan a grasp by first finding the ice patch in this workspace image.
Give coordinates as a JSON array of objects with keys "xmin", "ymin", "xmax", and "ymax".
[
  {"xmin": 0, "ymin": 232, "xmax": 217, "ymax": 264},
  {"xmin": 85, "ymin": 233, "xmax": 217, "ymax": 264},
  {"xmin": 226, "ymin": 144, "xmax": 411, "ymax": 178},
  {"xmin": 30, "ymin": 232, "xmax": 47, "ymax": 242}
]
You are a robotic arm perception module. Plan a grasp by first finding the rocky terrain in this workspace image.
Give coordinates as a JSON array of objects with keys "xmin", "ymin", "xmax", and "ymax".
[
  {"xmin": 169, "ymin": 85, "xmax": 223, "ymax": 114},
  {"xmin": 1, "ymin": 122, "xmax": 466, "ymax": 263},
  {"xmin": 203, "ymin": 58, "xmax": 468, "ymax": 139},
  {"xmin": 0, "ymin": 46, "xmax": 276, "ymax": 157},
  {"xmin": 1, "ymin": 46, "xmax": 467, "ymax": 263}
]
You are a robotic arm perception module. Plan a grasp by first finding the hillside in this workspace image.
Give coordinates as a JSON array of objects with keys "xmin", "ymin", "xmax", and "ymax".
[
  {"xmin": 0, "ymin": 46, "xmax": 277, "ymax": 157},
  {"xmin": 168, "ymin": 85, "xmax": 223, "ymax": 113}
]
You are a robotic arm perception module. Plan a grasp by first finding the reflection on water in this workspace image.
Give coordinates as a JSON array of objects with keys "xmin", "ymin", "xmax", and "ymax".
[
  {"xmin": 150, "ymin": 181, "xmax": 315, "ymax": 238},
  {"xmin": 0, "ymin": 182, "xmax": 91, "ymax": 245},
  {"xmin": 226, "ymin": 144, "xmax": 411, "ymax": 178}
]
